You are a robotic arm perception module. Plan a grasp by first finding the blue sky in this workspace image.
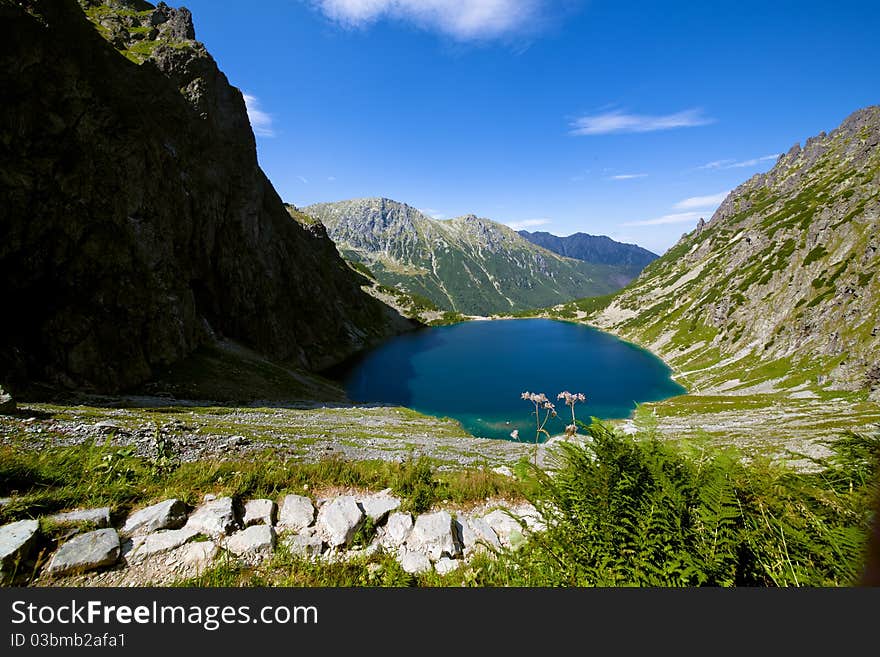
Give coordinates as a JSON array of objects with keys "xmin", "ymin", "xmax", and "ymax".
[{"xmin": 182, "ymin": 0, "xmax": 879, "ymax": 253}]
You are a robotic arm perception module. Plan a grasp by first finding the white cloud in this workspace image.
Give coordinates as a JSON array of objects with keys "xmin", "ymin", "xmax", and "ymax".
[
  {"xmin": 297, "ymin": 175, "xmax": 309, "ymax": 184},
  {"xmin": 622, "ymin": 211, "xmax": 704, "ymax": 227},
  {"xmin": 420, "ymin": 208, "xmax": 446, "ymax": 219},
  {"xmin": 673, "ymin": 191, "xmax": 729, "ymax": 210},
  {"xmin": 313, "ymin": 0, "xmax": 542, "ymax": 40},
  {"xmin": 505, "ymin": 218, "xmax": 551, "ymax": 230},
  {"xmin": 570, "ymin": 108, "xmax": 713, "ymax": 136},
  {"xmin": 242, "ymin": 93, "xmax": 275, "ymax": 137},
  {"xmin": 608, "ymin": 173, "xmax": 648, "ymax": 180},
  {"xmin": 698, "ymin": 154, "xmax": 780, "ymax": 170},
  {"xmin": 327, "ymin": 176, "xmax": 337, "ymax": 182}
]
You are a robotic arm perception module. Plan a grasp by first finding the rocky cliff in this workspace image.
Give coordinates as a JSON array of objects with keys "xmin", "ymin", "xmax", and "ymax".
[
  {"xmin": 304, "ymin": 198, "xmax": 632, "ymax": 314},
  {"xmin": 0, "ymin": 0, "xmax": 408, "ymax": 393},
  {"xmin": 587, "ymin": 106, "xmax": 880, "ymax": 398}
]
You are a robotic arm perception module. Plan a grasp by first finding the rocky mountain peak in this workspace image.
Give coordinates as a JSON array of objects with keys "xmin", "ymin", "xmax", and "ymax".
[{"xmin": 305, "ymin": 198, "xmax": 640, "ymax": 314}]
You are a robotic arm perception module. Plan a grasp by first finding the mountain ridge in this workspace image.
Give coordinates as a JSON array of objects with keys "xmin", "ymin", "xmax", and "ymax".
[
  {"xmin": 583, "ymin": 105, "xmax": 880, "ymax": 399},
  {"xmin": 518, "ymin": 230, "xmax": 658, "ymax": 276},
  {"xmin": 303, "ymin": 197, "xmax": 637, "ymax": 315}
]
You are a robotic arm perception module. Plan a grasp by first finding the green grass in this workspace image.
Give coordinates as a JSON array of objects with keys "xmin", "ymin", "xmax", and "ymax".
[{"xmin": 0, "ymin": 441, "xmax": 526, "ymax": 526}]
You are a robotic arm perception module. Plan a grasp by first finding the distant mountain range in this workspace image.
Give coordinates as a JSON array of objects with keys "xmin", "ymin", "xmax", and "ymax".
[
  {"xmin": 302, "ymin": 198, "xmax": 650, "ymax": 315},
  {"xmin": 518, "ymin": 231, "xmax": 657, "ymax": 277}
]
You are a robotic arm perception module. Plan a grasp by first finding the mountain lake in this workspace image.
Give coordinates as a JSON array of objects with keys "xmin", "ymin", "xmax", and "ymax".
[{"xmin": 333, "ymin": 318, "xmax": 686, "ymax": 441}]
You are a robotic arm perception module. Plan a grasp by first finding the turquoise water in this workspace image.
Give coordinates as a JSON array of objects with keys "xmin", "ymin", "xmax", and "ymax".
[{"xmin": 335, "ymin": 319, "xmax": 686, "ymax": 441}]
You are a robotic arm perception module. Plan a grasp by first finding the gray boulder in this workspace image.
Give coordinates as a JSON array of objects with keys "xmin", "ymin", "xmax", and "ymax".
[
  {"xmin": 122, "ymin": 499, "xmax": 188, "ymax": 536},
  {"xmin": 0, "ymin": 385, "xmax": 15, "ymax": 414},
  {"xmin": 358, "ymin": 491, "xmax": 401, "ymax": 523},
  {"xmin": 406, "ymin": 511, "xmax": 459, "ymax": 561},
  {"xmin": 125, "ymin": 527, "xmax": 199, "ymax": 562},
  {"xmin": 184, "ymin": 497, "xmax": 238, "ymax": 537},
  {"xmin": 0, "ymin": 519, "xmax": 40, "ymax": 582},
  {"xmin": 225, "ymin": 525, "xmax": 275, "ymax": 561},
  {"xmin": 398, "ymin": 550, "xmax": 432, "ymax": 575},
  {"xmin": 277, "ymin": 495, "xmax": 315, "ymax": 532},
  {"xmin": 243, "ymin": 499, "xmax": 276, "ymax": 527},
  {"xmin": 316, "ymin": 496, "xmax": 364, "ymax": 547},
  {"xmin": 46, "ymin": 528, "xmax": 120, "ymax": 576},
  {"xmin": 283, "ymin": 528, "xmax": 324, "ymax": 558},
  {"xmin": 47, "ymin": 507, "xmax": 111, "ymax": 529}
]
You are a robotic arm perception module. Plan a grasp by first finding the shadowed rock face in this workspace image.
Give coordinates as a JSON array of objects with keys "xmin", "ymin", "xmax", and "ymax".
[{"xmin": 0, "ymin": 0, "xmax": 409, "ymax": 392}]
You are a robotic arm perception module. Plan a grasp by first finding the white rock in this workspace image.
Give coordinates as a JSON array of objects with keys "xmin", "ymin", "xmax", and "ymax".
[
  {"xmin": 277, "ymin": 495, "xmax": 315, "ymax": 532},
  {"xmin": 398, "ymin": 550, "xmax": 432, "ymax": 575},
  {"xmin": 46, "ymin": 529, "xmax": 120, "ymax": 576},
  {"xmin": 358, "ymin": 492, "xmax": 401, "ymax": 523},
  {"xmin": 122, "ymin": 499, "xmax": 187, "ymax": 536},
  {"xmin": 184, "ymin": 497, "xmax": 238, "ymax": 537},
  {"xmin": 406, "ymin": 511, "xmax": 459, "ymax": 561},
  {"xmin": 284, "ymin": 528, "xmax": 324, "ymax": 558},
  {"xmin": 0, "ymin": 519, "xmax": 40, "ymax": 582},
  {"xmin": 46, "ymin": 507, "xmax": 111, "ymax": 528},
  {"xmin": 455, "ymin": 514, "xmax": 476, "ymax": 550},
  {"xmin": 456, "ymin": 515, "xmax": 500, "ymax": 554},
  {"xmin": 491, "ymin": 466, "xmax": 514, "ymax": 477},
  {"xmin": 483, "ymin": 509, "xmax": 524, "ymax": 548},
  {"xmin": 125, "ymin": 527, "xmax": 199, "ymax": 562},
  {"xmin": 512, "ymin": 503, "xmax": 545, "ymax": 532},
  {"xmin": 242, "ymin": 499, "xmax": 275, "ymax": 527},
  {"xmin": 434, "ymin": 557, "xmax": 460, "ymax": 576},
  {"xmin": 316, "ymin": 496, "xmax": 364, "ymax": 547},
  {"xmin": 225, "ymin": 525, "xmax": 275, "ymax": 561},
  {"xmin": 383, "ymin": 512, "xmax": 413, "ymax": 547}
]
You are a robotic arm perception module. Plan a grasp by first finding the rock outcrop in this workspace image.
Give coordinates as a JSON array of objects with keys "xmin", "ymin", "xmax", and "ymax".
[{"xmin": 0, "ymin": 0, "xmax": 409, "ymax": 393}]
